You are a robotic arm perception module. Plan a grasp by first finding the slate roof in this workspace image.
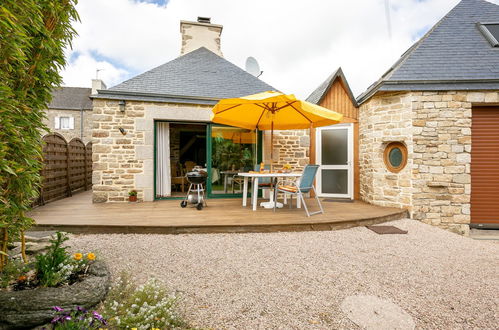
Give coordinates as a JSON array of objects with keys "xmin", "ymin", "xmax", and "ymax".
[
  {"xmin": 95, "ymin": 47, "xmax": 278, "ymax": 105},
  {"xmin": 358, "ymin": 0, "xmax": 499, "ymax": 104},
  {"xmin": 306, "ymin": 67, "xmax": 357, "ymax": 106},
  {"xmin": 48, "ymin": 87, "xmax": 92, "ymax": 110}
]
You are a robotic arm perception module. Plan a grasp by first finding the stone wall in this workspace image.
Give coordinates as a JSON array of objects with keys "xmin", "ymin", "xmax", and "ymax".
[
  {"xmin": 91, "ymin": 99, "xmax": 212, "ymax": 203},
  {"xmin": 263, "ymin": 130, "xmax": 310, "ymax": 171},
  {"xmin": 43, "ymin": 108, "xmax": 92, "ymax": 143},
  {"xmin": 360, "ymin": 90, "xmax": 499, "ymax": 235},
  {"xmin": 359, "ymin": 92, "xmax": 413, "ymax": 209}
]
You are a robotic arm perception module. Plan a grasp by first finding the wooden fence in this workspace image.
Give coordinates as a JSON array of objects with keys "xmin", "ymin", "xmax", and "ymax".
[{"xmin": 38, "ymin": 133, "xmax": 92, "ymax": 205}]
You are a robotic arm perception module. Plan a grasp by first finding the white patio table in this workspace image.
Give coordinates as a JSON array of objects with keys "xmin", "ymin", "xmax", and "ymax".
[{"xmin": 238, "ymin": 172, "xmax": 302, "ymax": 211}]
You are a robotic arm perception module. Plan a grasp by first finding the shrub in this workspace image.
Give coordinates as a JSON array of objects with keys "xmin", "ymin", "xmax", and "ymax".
[
  {"xmin": 35, "ymin": 232, "xmax": 93, "ymax": 287},
  {"xmin": 0, "ymin": 0, "xmax": 79, "ymax": 271},
  {"xmin": 102, "ymin": 273, "xmax": 186, "ymax": 329}
]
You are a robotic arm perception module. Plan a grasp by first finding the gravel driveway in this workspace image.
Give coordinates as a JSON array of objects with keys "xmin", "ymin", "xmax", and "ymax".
[{"xmin": 70, "ymin": 219, "xmax": 499, "ymax": 329}]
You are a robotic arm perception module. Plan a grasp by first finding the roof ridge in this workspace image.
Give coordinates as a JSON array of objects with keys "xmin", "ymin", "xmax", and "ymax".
[{"xmin": 306, "ymin": 67, "xmax": 357, "ymax": 107}]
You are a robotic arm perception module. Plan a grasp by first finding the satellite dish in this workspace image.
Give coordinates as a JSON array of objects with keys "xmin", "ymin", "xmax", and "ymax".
[{"xmin": 245, "ymin": 56, "xmax": 262, "ymax": 77}]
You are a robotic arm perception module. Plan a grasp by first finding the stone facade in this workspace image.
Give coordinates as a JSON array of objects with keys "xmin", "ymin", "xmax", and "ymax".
[
  {"xmin": 43, "ymin": 108, "xmax": 93, "ymax": 143},
  {"xmin": 91, "ymin": 99, "xmax": 212, "ymax": 203},
  {"xmin": 359, "ymin": 93, "xmax": 413, "ymax": 209},
  {"xmin": 360, "ymin": 90, "xmax": 499, "ymax": 235},
  {"xmin": 264, "ymin": 130, "xmax": 310, "ymax": 170}
]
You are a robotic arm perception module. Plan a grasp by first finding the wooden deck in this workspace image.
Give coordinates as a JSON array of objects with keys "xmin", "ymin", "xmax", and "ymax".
[{"xmin": 29, "ymin": 191, "xmax": 408, "ymax": 234}]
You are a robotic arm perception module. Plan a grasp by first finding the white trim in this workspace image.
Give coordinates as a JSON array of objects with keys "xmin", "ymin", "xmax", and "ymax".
[
  {"xmin": 316, "ymin": 123, "xmax": 354, "ymax": 199},
  {"xmin": 54, "ymin": 116, "xmax": 60, "ymax": 129}
]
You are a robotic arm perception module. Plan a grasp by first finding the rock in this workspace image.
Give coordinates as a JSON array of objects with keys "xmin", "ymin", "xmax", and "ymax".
[
  {"xmin": 24, "ymin": 231, "xmax": 58, "ymax": 243},
  {"xmin": 7, "ymin": 246, "xmax": 21, "ymax": 259},
  {"xmin": 25, "ymin": 242, "xmax": 51, "ymax": 255},
  {"xmin": 341, "ymin": 295, "xmax": 415, "ymax": 330},
  {"xmin": 0, "ymin": 261, "xmax": 110, "ymax": 330}
]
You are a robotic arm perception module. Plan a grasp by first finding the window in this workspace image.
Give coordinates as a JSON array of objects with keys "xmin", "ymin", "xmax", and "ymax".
[
  {"xmin": 383, "ymin": 142, "xmax": 408, "ymax": 173},
  {"xmin": 55, "ymin": 116, "xmax": 74, "ymax": 130},
  {"xmin": 60, "ymin": 117, "xmax": 70, "ymax": 129},
  {"xmin": 477, "ymin": 23, "xmax": 499, "ymax": 47}
]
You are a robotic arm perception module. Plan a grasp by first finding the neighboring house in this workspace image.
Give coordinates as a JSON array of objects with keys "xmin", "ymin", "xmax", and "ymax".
[
  {"xmin": 91, "ymin": 17, "xmax": 278, "ymax": 203},
  {"xmin": 353, "ymin": 0, "xmax": 499, "ymax": 234},
  {"xmin": 44, "ymin": 83, "xmax": 104, "ymax": 143}
]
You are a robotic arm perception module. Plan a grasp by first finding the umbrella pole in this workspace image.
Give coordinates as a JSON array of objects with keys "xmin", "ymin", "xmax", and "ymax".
[{"xmin": 270, "ymin": 121, "xmax": 274, "ymax": 172}]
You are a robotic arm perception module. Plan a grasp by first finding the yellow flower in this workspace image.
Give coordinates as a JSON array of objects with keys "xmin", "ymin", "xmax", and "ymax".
[
  {"xmin": 73, "ymin": 253, "xmax": 83, "ymax": 260},
  {"xmin": 131, "ymin": 328, "xmax": 137, "ymax": 330},
  {"xmin": 87, "ymin": 252, "xmax": 96, "ymax": 260}
]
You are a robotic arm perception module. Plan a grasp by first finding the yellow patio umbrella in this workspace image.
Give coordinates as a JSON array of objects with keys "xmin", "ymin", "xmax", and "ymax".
[{"xmin": 211, "ymin": 91, "xmax": 343, "ymax": 167}]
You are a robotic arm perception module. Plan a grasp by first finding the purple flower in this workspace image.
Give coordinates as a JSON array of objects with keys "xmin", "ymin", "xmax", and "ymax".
[
  {"xmin": 52, "ymin": 306, "xmax": 64, "ymax": 312},
  {"xmin": 63, "ymin": 315, "xmax": 72, "ymax": 321},
  {"xmin": 76, "ymin": 306, "xmax": 87, "ymax": 313},
  {"xmin": 92, "ymin": 311, "xmax": 103, "ymax": 320},
  {"xmin": 51, "ymin": 316, "xmax": 61, "ymax": 324}
]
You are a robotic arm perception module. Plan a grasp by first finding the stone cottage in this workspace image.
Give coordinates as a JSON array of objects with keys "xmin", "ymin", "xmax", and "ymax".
[
  {"xmin": 91, "ymin": 17, "xmax": 278, "ymax": 203},
  {"xmin": 356, "ymin": 0, "xmax": 499, "ymax": 234},
  {"xmin": 45, "ymin": 80, "xmax": 105, "ymax": 143}
]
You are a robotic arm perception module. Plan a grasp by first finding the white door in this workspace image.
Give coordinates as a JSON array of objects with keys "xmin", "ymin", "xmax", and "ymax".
[{"xmin": 316, "ymin": 124, "xmax": 353, "ymax": 199}]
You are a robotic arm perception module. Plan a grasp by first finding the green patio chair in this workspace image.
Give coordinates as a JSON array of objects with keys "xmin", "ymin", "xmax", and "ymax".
[{"xmin": 273, "ymin": 164, "xmax": 324, "ymax": 217}]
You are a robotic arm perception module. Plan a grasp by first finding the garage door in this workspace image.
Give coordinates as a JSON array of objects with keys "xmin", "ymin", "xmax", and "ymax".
[{"xmin": 471, "ymin": 107, "xmax": 499, "ymax": 226}]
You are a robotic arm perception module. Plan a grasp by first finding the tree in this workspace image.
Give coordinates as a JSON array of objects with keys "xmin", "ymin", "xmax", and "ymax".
[{"xmin": 0, "ymin": 0, "xmax": 79, "ymax": 269}]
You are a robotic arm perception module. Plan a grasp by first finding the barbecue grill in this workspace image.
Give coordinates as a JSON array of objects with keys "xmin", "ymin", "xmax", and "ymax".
[{"xmin": 180, "ymin": 169, "xmax": 208, "ymax": 210}]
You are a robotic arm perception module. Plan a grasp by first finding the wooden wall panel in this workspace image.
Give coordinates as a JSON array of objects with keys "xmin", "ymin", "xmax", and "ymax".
[{"xmin": 319, "ymin": 81, "xmax": 358, "ymax": 120}]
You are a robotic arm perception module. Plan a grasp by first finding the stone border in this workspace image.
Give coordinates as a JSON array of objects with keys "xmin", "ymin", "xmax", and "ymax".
[{"xmin": 0, "ymin": 260, "xmax": 110, "ymax": 329}]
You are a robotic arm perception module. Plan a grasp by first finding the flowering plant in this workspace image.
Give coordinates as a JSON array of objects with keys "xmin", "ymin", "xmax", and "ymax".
[
  {"xmin": 102, "ymin": 273, "xmax": 186, "ymax": 329},
  {"xmin": 35, "ymin": 232, "xmax": 97, "ymax": 287},
  {"xmin": 50, "ymin": 306, "xmax": 107, "ymax": 329}
]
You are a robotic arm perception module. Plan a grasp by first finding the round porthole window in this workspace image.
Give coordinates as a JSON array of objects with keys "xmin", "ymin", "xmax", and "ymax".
[{"xmin": 383, "ymin": 142, "xmax": 407, "ymax": 173}]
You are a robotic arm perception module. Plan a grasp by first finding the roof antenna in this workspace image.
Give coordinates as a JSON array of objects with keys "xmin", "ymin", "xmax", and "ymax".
[
  {"xmin": 96, "ymin": 68, "xmax": 104, "ymax": 79},
  {"xmin": 384, "ymin": 0, "xmax": 396, "ymax": 58},
  {"xmin": 384, "ymin": 0, "xmax": 392, "ymax": 40}
]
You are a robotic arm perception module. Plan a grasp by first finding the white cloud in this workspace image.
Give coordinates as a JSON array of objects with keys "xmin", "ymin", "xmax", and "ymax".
[
  {"xmin": 61, "ymin": 52, "xmax": 128, "ymax": 87},
  {"xmin": 62, "ymin": 0, "xmax": 499, "ymax": 98}
]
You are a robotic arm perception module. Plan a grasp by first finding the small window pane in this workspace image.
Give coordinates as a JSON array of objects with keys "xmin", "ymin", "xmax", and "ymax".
[
  {"xmin": 60, "ymin": 117, "xmax": 70, "ymax": 129},
  {"xmin": 389, "ymin": 147, "xmax": 403, "ymax": 167},
  {"xmin": 321, "ymin": 129, "xmax": 348, "ymax": 165},
  {"xmin": 321, "ymin": 169, "xmax": 348, "ymax": 194}
]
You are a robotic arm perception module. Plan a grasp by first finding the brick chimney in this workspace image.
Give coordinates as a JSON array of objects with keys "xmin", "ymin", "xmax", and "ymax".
[{"xmin": 180, "ymin": 17, "xmax": 223, "ymax": 57}]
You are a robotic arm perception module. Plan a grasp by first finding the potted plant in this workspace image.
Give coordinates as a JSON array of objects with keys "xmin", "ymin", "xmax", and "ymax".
[{"xmin": 128, "ymin": 190, "xmax": 138, "ymax": 202}]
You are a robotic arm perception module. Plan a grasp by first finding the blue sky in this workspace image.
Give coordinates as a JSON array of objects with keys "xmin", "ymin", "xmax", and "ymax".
[{"xmin": 61, "ymin": 0, "xmax": 499, "ymax": 98}]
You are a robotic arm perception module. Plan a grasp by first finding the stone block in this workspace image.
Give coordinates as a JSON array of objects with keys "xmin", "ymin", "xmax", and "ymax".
[
  {"xmin": 92, "ymin": 192, "xmax": 108, "ymax": 203},
  {"xmin": 467, "ymin": 92, "xmax": 485, "ymax": 102},
  {"xmin": 136, "ymin": 145, "xmax": 153, "ymax": 160},
  {"xmin": 452, "ymin": 174, "xmax": 470, "ymax": 184}
]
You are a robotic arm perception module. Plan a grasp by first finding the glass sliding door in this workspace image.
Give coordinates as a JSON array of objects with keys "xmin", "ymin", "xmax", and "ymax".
[
  {"xmin": 316, "ymin": 124, "xmax": 353, "ymax": 199},
  {"xmin": 207, "ymin": 125, "xmax": 260, "ymax": 197}
]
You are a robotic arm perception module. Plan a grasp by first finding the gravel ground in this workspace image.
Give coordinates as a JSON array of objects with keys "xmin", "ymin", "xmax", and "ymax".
[{"xmin": 70, "ymin": 219, "xmax": 499, "ymax": 329}]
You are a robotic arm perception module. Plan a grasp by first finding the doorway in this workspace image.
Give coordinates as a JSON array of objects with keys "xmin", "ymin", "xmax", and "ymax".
[
  {"xmin": 316, "ymin": 124, "xmax": 353, "ymax": 199},
  {"xmin": 155, "ymin": 122, "xmax": 261, "ymax": 199}
]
